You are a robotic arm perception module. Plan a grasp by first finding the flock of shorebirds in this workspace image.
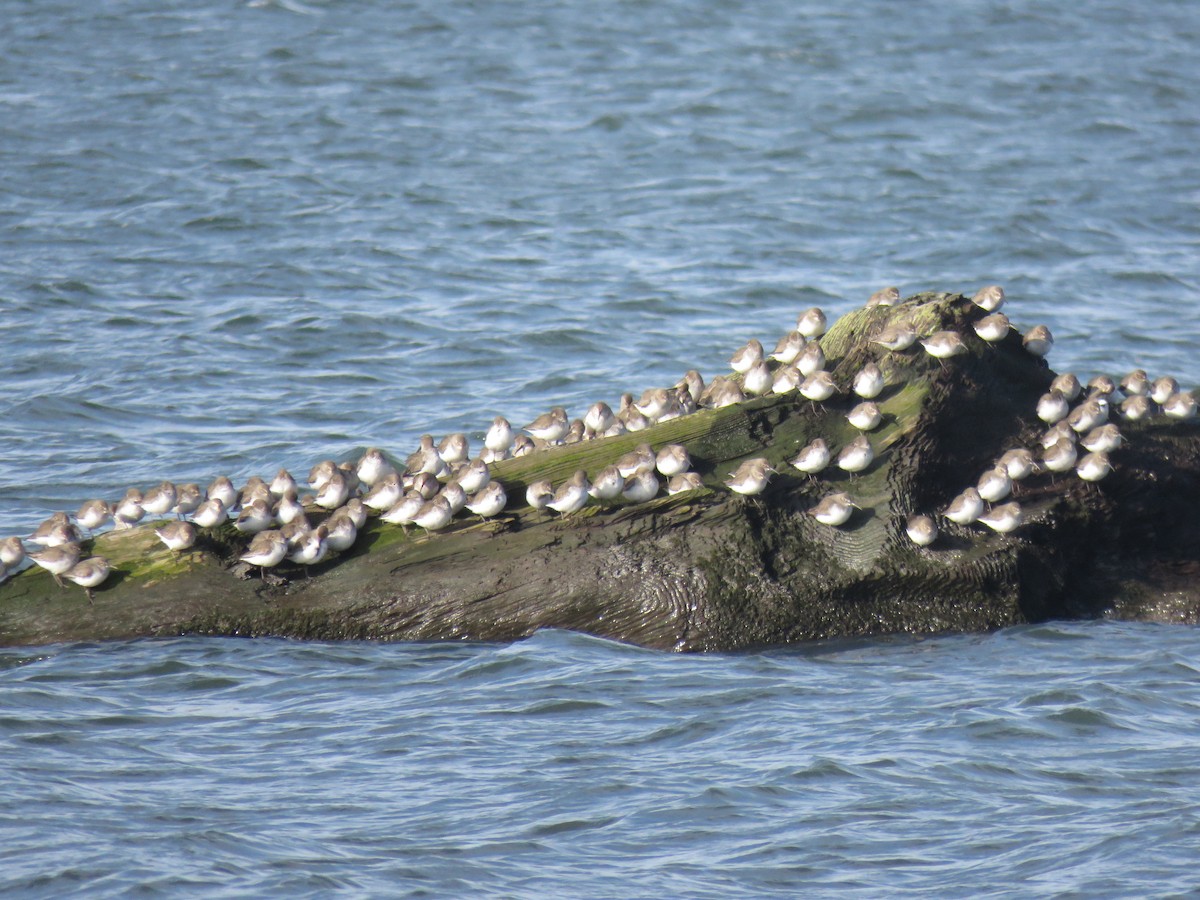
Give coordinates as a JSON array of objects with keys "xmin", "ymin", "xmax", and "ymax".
[{"xmin": 2, "ymin": 286, "xmax": 1195, "ymax": 602}]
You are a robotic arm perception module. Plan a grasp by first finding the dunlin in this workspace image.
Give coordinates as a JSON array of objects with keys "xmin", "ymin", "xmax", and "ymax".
[
  {"xmin": 1042, "ymin": 437, "xmax": 1079, "ymax": 474},
  {"xmin": 730, "ymin": 339, "xmax": 765, "ymax": 375},
  {"xmin": 113, "ymin": 488, "xmax": 145, "ymax": 529},
  {"xmin": 455, "ymin": 459, "xmax": 491, "ymax": 495},
  {"xmin": 677, "ymin": 370, "xmax": 705, "ymax": 405},
  {"xmin": 1080, "ymin": 424, "xmax": 1122, "ymax": 454},
  {"xmin": 192, "ymin": 498, "xmax": 228, "ymax": 529},
  {"xmin": 906, "ymin": 515, "xmax": 938, "ymax": 547},
  {"xmin": 616, "ymin": 444, "xmax": 657, "ymax": 478},
  {"xmin": 1067, "ymin": 397, "xmax": 1109, "ymax": 433},
  {"xmin": 73, "ymin": 501, "xmax": 111, "ymax": 535},
  {"xmin": 867, "ymin": 286, "xmax": 900, "ymax": 307},
  {"xmin": 206, "ymin": 476, "xmax": 238, "ymax": 509},
  {"xmin": 978, "ymin": 502, "xmax": 1023, "ymax": 533},
  {"xmin": 465, "ymin": 482, "xmax": 508, "ymax": 519},
  {"xmin": 1163, "ymin": 392, "xmax": 1197, "ymax": 420},
  {"xmin": 1076, "ymin": 451, "xmax": 1112, "ymax": 483},
  {"xmin": 810, "ymin": 492, "xmax": 857, "ymax": 526},
  {"xmin": 725, "ymin": 458, "xmax": 774, "ymax": 496},
  {"xmin": 324, "ymin": 511, "xmax": 358, "ymax": 553},
  {"xmin": 526, "ymin": 479, "xmax": 554, "ymax": 511},
  {"xmin": 943, "ymin": 487, "xmax": 984, "ymax": 525},
  {"xmin": 790, "ymin": 438, "xmax": 831, "ymax": 476},
  {"xmin": 240, "ymin": 530, "xmax": 288, "ymax": 575},
  {"xmin": 1119, "ymin": 395, "xmax": 1152, "ymax": 422},
  {"xmin": 771, "ymin": 364, "xmax": 802, "ymax": 395},
  {"xmin": 617, "ymin": 394, "xmax": 652, "ymax": 431},
  {"xmin": 920, "ymin": 331, "xmax": 967, "ymax": 360},
  {"xmin": 588, "ymin": 465, "xmax": 626, "ymax": 501},
  {"xmin": 363, "ymin": 472, "xmax": 404, "ymax": 513},
  {"xmin": 635, "ymin": 388, "xmax": 673, "ymax": 422},
  {"xmin": 846, "ymin": 401, "xmax": 882, "ymax": 431},
  {"xmin": 64, "ymin": 557, "xmax": 110, "ymax": 603},
  {"xmin": 0, "ymin": 536, "xmax": 26, "ymax": 567},
  {"xmin": 709, "ymin": 380, "xmax": 745, "ymax": 409},
  {"xmin": 836, "ymin": 435, "xmax": 874, "ymax": 475},
  {"xmin": 174, "ymin": 483, "xmax": 203, "ymax": 518},
  {"xmin": 155, "ymin": 521, "xmax": 196, "ymax": 556},
  {"xmin": 308, "ymin": 460, "xmax": 338, "ymax": 491},
  {"xmin": 288, "ymin": 525, "xmax": 329, "ymax": 571},
  {"xmin": 797, "ymin": 341, "xmax": 825, "ymax": 377},
  {"xmin": 315, "ymin": 471, "xmax": 351, "ymax": 509},
  {"xmin": 977, "ymin": 466, "xmax": 1012, "ymax": 503},
  {"xmin": 381, "ymin": 492, "xmax": 425, "ymax": 527},
  {"xmin": 414, "ymin": 496, "xmax": 454, "ymax": 533},
  {"xmin": 510, "ymin": 435, "xmax": 535, "ymax": 459},
  {"xmin": 1037, "ymin": 390, "xmax": 1070, "ymax": 425},
  {"xmin": 656, "ymin": 444, "xmax": 691, "ymax": 477},
  {"xmin": 584, "ymin": 401, "xmax": 616, "ymax": 436},
  {"xmin": 998, "ymin": 449, "xmax": 1037, "ymax": 482},
  {"xmin": 1022, "ymin": 325, "xmax": 1054, "ymax": 357},
  {"xmin": 342, "ymin": 498, "xmax": 367, "ymax": 529},
  {"xmin": 973, "ymin": 312, "xmax": 1011, "ymax": 343},
  {"xmin": 667, "ymin": 472, "xmax": 704, "ymax": 495},
  {"xmin": 275, "ymin": 489, "xmax": 304, "ymax": 525},
  {"xmin": 770, "ymin": 331, "xmax": 806, "ymax": 365},
  {"xmin": 440, "ymin": 482, "xmax": 467, "ymax": 515},
  {"xmin": 622, "ymin": 470, "xmax": 661, "ymax": 503},
  {"xmin": 270, "ymin": 468, "xmax": 298, "ymax": 499},
  {"xmin": 548, "ymin": 471, "xmax": 591, "ymax": 516},
  {"xmin": 438, "ymin": 433, "xmax": 470, "ymax": 465},
  {"xmin": 799, "ymin": 370, "xmax": 837, "ymax": 403},
  {"xmin": 1050, "ymin": 372, "xmax": 1082, "ymax": 402},
  {"xmin": 742, "ymin": 361, "xmax": 772, "ymax": 397},
  {"xmin": 971, "ymin": 285, "xmax": 1005, "ymax": 312},
  {"xmin": 1119, "ymin": 369, "xmax": 1150, "ymax": 397},
  {"xmin": 141, "ymin": 481, "xmax": 177, "ymax": 518},
  {"xmin": 524, "ymin": 407, "xmax": 570, "ymax": 445},
  {"xmin": 235, "ymin": 499, "xmax": 274, "ymax": 533},
  {"xmin": 37, "ymin": 522, "xmax": 82, "ymax": 548},
  {"xmin": 797, "ymin": 307, "xmax": 827, "ymax": 339},
  {"xmin": 355, "ymin": 450, "xmax": 394, "ymax": 488},
  {"xmin": 872, "ymin": 323, "xmax": 917, "ymax": 352},
  {"xmin": 384, "ymin": 494, "xmax": 427, "ymax": 528},
  {"xmin": 1151, "ymin": 376, "xmax": 1180, "ymax": 405},
  {"xmin": 1087, "ymin": 374, "xmax": 1117, "ymax": 398},
  {"xmin": 852, "ymin": 362, "xmax": 884, "ymax": 400},
  {"xmin": 29, "ymin": 543, "xmax": 82, "ymax": 586},
  {"xmin": 485, "ymin": 416, "xmax": 515, "ymax": 455}
]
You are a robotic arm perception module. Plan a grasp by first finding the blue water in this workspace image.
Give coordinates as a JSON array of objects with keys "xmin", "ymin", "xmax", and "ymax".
[{"xmin": 2, "ymin": 0, "xmax": 1200, "ymax": 894}]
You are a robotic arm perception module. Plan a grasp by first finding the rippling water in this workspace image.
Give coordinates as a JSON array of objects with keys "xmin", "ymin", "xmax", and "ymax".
[{"xmin": 2, "ymin": 0, "xmax": 1200, "ymax": 893}]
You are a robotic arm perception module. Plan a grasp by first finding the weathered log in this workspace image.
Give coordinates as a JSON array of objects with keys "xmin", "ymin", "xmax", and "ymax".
[{"xmin": 3, "ymin": 292, "xmax": 1199, "ymax": 650}]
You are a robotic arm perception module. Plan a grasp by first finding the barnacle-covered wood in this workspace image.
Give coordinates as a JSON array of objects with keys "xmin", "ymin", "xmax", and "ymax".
[{"xmin": 2, "ymin": 292, "xmax": 1198, "ymax": 650}]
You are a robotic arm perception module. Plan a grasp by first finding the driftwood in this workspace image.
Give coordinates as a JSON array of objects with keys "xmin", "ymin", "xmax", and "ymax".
[{"xmin": 3, "ymin": 292, "xmax": 1198, "ymax": 651}]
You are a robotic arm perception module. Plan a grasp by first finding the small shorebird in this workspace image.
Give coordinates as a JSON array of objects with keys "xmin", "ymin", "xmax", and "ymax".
[
  {"xmin": 324, "ymin": 510, "xmax": 359, "ymax": 553},
  {"xmin": 622, "ymin": 470, "xmax": 661, "ymax": 503},
  {"xmin": 810, "ymin": 492, "xmax": 857, "ymax": 527},
  {"xmin": 485, "ymin": 416, "xmax": 515, "ymax": 455},
  {"xmin": 730, "ymin": 339, "xmax": 764, "ymax": 375},
  {"xmin": 414, "ymin": 496, "xmax": 454, "ymax": 533},
  {"xmin": 656, "ymin": 444, "xmax": 691, "ymax": 477},
  {"xmin": 174, "ymin": 483, "xmax": 203, "ymax": 518},
  {"xmin": 846, "ymin": 401, "xmax": 882, "ymax": 432},
  {"xmin": 191, "ymin": 498, "xmax": 228, "ymax": 529},
  {"xmin": 770, "ymin": 331, "xmax": 806, "ymax": 365},
  {"xmin": 356, "ymin": 450, "xmax": 394, "ymax": 488},
  {"xmin": 872, "ymin": 323, "xmax": 917, "ymax": 352},
  {"xmin": 1119, "ymin": 369, "xmax": 1150, "ymax": 397},
  {"xmin": 978, "ymin": 502, "xmax": 1023, "ymax": 533},
  {"xmin": 465, "ymin": 482, "xmax": 508, "ymax": 520},
  {"xmin": 1022, "ymin": 325, "xmax": 1054, "ymax": 357},
  {"xmin": 724, "ymin": 458, "xmax": 774, "ymax": 497},
  {"xmin": 852, "ymin": 362, "xmax": 884, "ymax": 399},
  {"xmin": 28, "ymin": 543, "xmax": 82, "ymax": 587},
  {"xmin": 63, "ymin": 557, "xmax": 110, "ymax": 603},
  {"xmin": 615, "ymin": 444, "xmax": 657, "ymax": 479},
  {"xmin": 455, "ymin": 459, "xmax": 491, "ymax": 495},
  {"xmin": 141, "ymin": 481, "xmax": 177, "ymax": 518},
  {"xmin": 796, "ymin": 342, "xmax": 825, "ymax": 377},
  {"xmin": 588, "ymin": 466, "xmax": 626, "ymax": 502},
  {"xmin": 1051, "ymin": 372, "xmax": 1082, "ymax": 401},
  {"xmin": 742, "ymin": 361, "xmax": 773, "ymax": 397},
  {"xmin": 526, "ymin": 479, "xmax": 554, "ymax": 512},
  {"xmin": 906, "ymin": 515, "xmax": 938, "ymax": 547},
  {"xmin": 155, "ymin": 521, "xmax": 196, "ymax": 557},
  {"xmin": 667, "ymin": 472, "xmax": 704, "ymax": 495},
  {"xmin": 1076, "ymin": 451, "xmax": 1112, "ymax": 483},
  {"xmin": 790, "ymin": 438, "xmax": 831, "ymax": 476},
  {"xmin": 920, "ymin": 331, "xmax": 967, "ymax": 361},
  {"xmin": 799, "ymin": 370, "xmax": 837, "ymax": 403},
  {"xmin": 206, "ymin": 476, "xmax": 238, "ymax": 509},
  {"xmin": 797, "ymin": 307, "xmax": 827, "ymax": 339},
  {"xmin": 524, "ymin": 407, "xmax": 570, "ymax": 445},
  {"xmin": 971, "ymin": 285, "xmax": 1005, "ymax": 312},
  {"xmin": 977, "ymin": 466, "xmax": 1012, "ymax": 503},
  {"xmin": 836, "ymin": 435, "xmax": 874, "ymax": 475},
  {"xmin": 867, "ymin": 286, "xmax": 900, "ymax": 307},
  {"xmin": 1037, "ymin": 390, "xmax": 1070, "ymax": 424},
  {"xmin": 437, "ymin": 433, "xmax": 470, "ymax": 466},
  {"xmin": 973, "ymin": 312, "xmax": 1011, "ymax": 343},
  {"xmin": 943, "ymin": 487, "xmax": 984, "ymax": 525},
  {"xmin": 548, "ymin": 471, "xmax": 590, "ymax": 516},
  {"xmin": 381, "ymin": 492, "xmax": 424, "ymax": 527}
]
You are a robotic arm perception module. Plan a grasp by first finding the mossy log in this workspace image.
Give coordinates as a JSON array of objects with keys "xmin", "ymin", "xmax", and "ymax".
[{"xmin": 3, "ymin": 292, "xmax": 1199, "ymax": 651}]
